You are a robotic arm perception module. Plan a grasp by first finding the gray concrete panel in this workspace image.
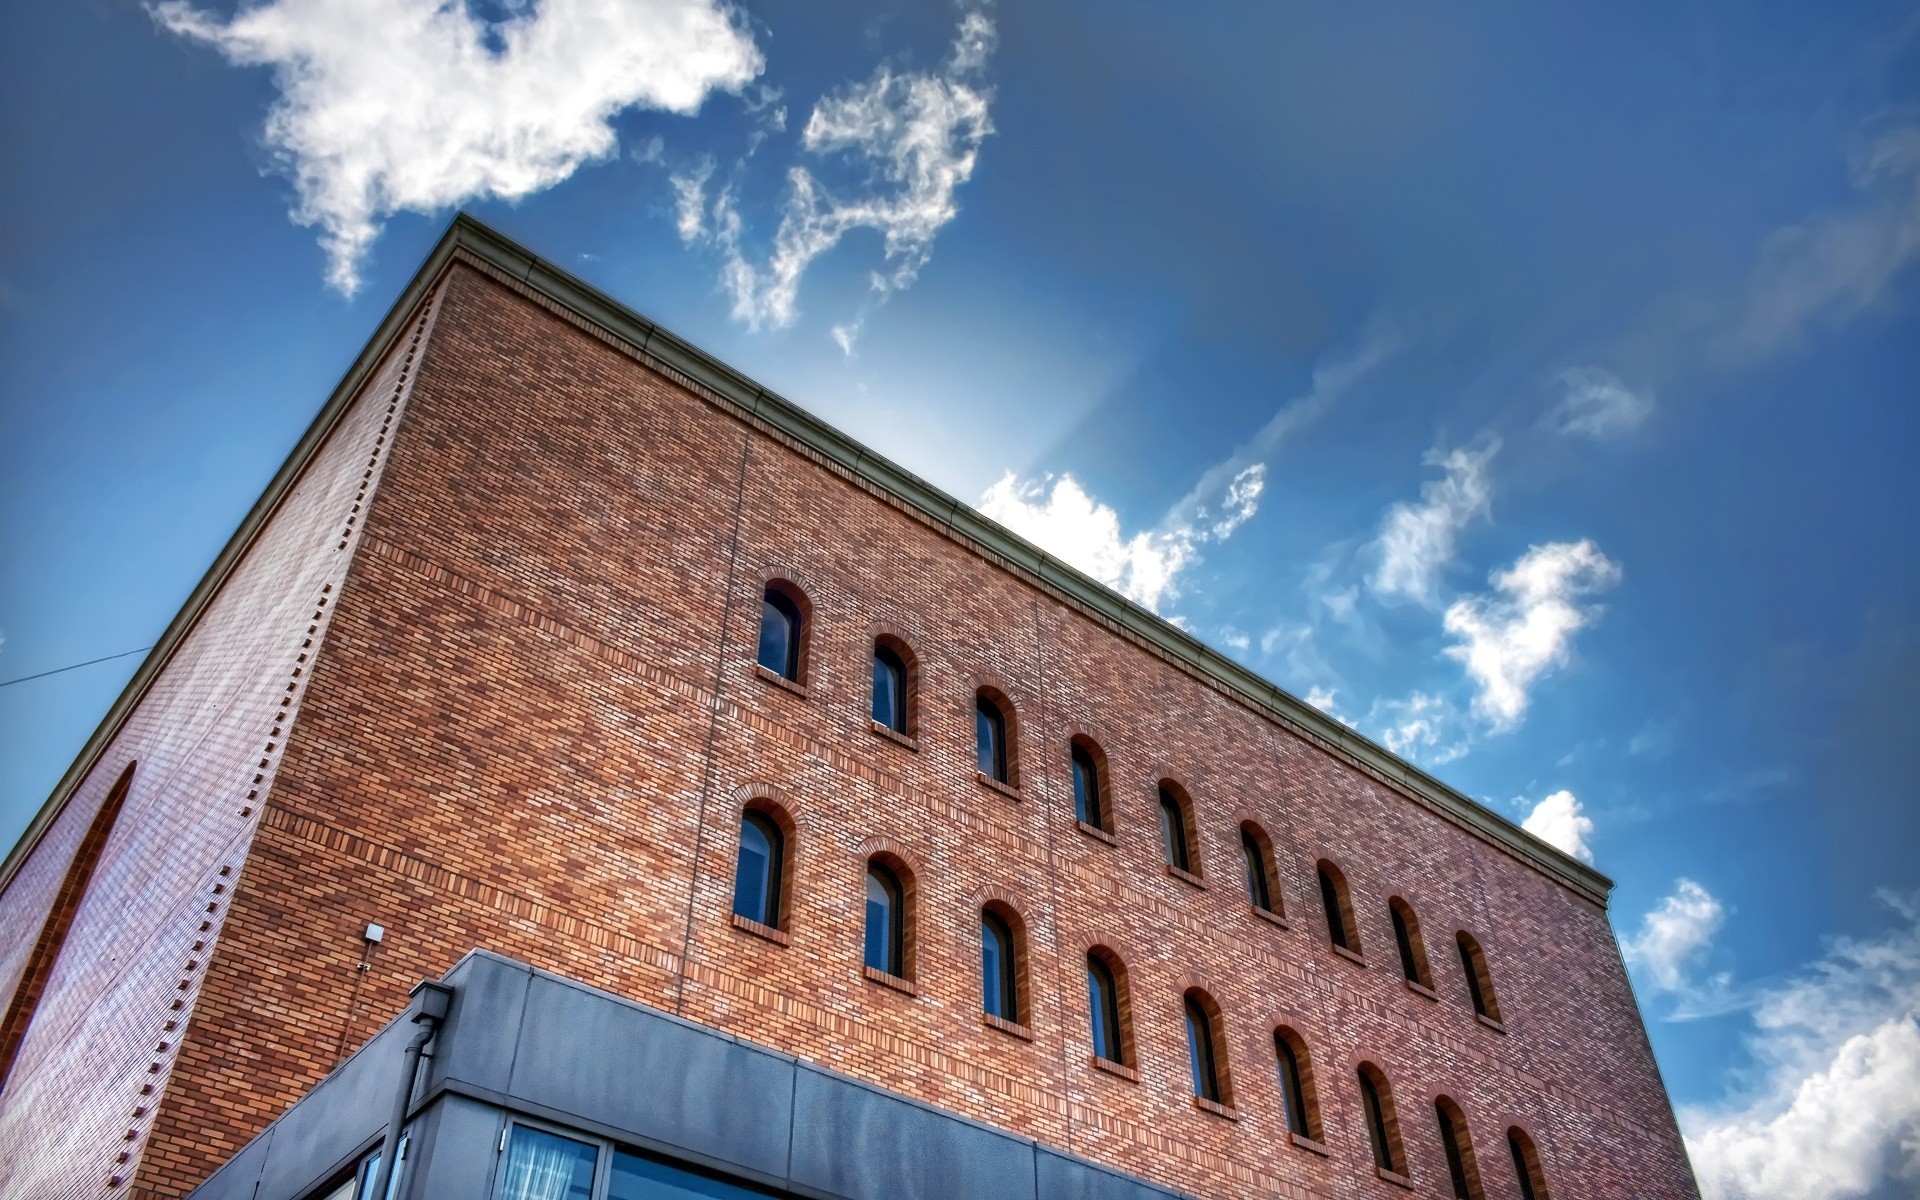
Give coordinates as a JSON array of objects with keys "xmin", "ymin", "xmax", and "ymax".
[
  {"xmin": 787, "ymin": 1067, "xmax": 1036, "ymax": 1200},
  {"xmin": 428, "ymin": 953, "xmax": 532, "ymax": 1099},
  {"xmin": 508, "ymin": 973, "xmax": 794, "ymax": 1181},
  {"xmin": 1034, "ymin": 1150, "xmax": 1189, "ymax": 1200},
  {"xmin": 408, "ymin": 1096, "xmax": 502, "ymax": 1200}
]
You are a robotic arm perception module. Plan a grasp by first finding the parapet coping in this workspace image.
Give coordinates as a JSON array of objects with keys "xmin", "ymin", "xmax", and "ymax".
[{"xmin": 1, "ymin": 213, "xmax": 1611, "ymax": 908}]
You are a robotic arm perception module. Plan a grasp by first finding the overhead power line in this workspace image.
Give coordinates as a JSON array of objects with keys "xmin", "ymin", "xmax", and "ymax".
[{"xmin": 0, "ymin": 646, "xmax": 154, "ymax": 690}]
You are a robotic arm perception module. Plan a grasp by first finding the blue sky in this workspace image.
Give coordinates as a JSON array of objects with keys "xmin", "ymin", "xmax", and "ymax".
[{"xmin": 3, "ymin": 2, "xmax": 1917, "ymax": 1194}]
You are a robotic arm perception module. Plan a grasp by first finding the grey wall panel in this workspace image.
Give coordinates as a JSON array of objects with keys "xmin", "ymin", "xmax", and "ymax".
[
  {"xmin": 787, "ymin": 1067, "xmax": 1036, "ymax": 1200},
  {"xmin": 185, "ymin": 1124, "xmax": 272, "ymax": 1200},
  {"xmin": 430, "ymin": 954, "xmax": 532, "ymax": 1099},
  {"xmin": 507, "ymin": 974, "xmax": 794, "ymax": 1181},
  {"xmin": 1033, "ymin": 1150, "xmax": 1189, "ymax": 1200},
  {"xmin": 408, "ymin": 1097, "xmax": 502, "ymax": 1200}
]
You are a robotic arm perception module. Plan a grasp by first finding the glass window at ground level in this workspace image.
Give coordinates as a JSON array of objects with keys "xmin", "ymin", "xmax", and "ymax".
[
  {"xmin": 609, "ymin": 1148, "xmax": 793, "ymax": 1198},
  {"xmin": 500, "ymin": 1126, "xmax": 596, "ymax": 1200}
]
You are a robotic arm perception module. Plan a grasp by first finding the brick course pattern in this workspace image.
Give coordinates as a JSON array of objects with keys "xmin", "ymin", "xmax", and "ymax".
[{"xmin": 0, "ymin": 248, "xmax": 1699, "ymax": 1200}]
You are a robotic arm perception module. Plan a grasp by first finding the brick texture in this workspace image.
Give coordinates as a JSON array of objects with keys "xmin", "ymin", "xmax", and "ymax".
[{"xmin": 0, "ymin": 259, "xmax": 1699, "ymax": 1199}]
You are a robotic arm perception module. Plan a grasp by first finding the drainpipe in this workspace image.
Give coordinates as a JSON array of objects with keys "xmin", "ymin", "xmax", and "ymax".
[{"xmin": 367, "ymin": 980, "xmax": 454, "ymax": 1200}]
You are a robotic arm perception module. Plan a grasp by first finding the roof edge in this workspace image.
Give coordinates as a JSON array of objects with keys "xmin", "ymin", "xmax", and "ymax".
[{"xmin": 2, "ymin": 213, "xmax": 1612, "ymax": 908}]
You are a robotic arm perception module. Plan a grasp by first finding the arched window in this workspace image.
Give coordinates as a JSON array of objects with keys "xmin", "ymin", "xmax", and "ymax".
[
  {"xmin": 1158, "ymin": 784, "xmax": 1194, "ymax": 874},
  {"xmin": 975, "ymin": 691, "xmax": 1014, "ymax": 785},
  {"xmin": 1389, "ymin": 897, "xmax": 1432, "ymax": 989},
  {"xmin": 871, "ymin": 639, "xmax": 911, "ymax": 734},
  {"xmin": 756, "ymin": 583, "xmax": 804, "ymax": 681},
  {"xmin": 1458, "ymin": 932, "xmax": 1503, "ymax": 1023},
  {"xmin": 1273, "ymin": 1027, "xmax": 1321, "ymax": 1141},
  {"xmin": 981, "ymin": 907, "xmax": 1021, "ymax": 1023},
  {"xmin": 1086, "ymin": 949, "xmax": 1128, "ymax": 1066},
  {"xmin": 1070, "ymin": 739, "xmax": 1106, "ymax": 831},
  {"xmin": 0, "ymin": 761, "xmax": 135, "ymax": 1090},
  {"xmin": 1508, "ymin": 1127, "xmax": 1551, "ymax": 1200},
  {"xmin": 864, "ymin": 861, "xmax": 906, "ymax": 978},
  {"xmin": 1183, "ymin": 991, "xmax": 1227, "ymax": 1104},
  {"xmin": 1318, "ymin": 861, "xmax": 1360, "ymax": 953},
  {"xmin": 1436, "ymin": 1097, "xmax": 1484, "ymax": 1199},
  {"xmin": 1357, "ymin": 1063, "xmax": 1406, "ymax": 1176},
  {"xmin": 732, "ymin": 810, "xmax": 784, "ymax": 929},
  {"xmin": 1241, "ymin": 824, "xmax": 1278, "ymax": 913}
]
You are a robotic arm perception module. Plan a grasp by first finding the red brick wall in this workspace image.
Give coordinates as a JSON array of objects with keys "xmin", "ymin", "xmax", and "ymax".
[
  {"xmin": 0, "ymin": 289, "xmax": 443, "ymax": 1200},
  {"xmin": 99, "ymin": 259, "xmax": 1693, "ymax": 1198}
]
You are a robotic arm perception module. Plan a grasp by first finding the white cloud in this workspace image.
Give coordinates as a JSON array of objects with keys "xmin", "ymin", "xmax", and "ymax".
[
  {"xmin": 707, "ymin": 4, "xmax": 994, "ymax": 330},
  {"xmin": 830, "ymin": 320, "xmax": 862, "ymax": 357},
  {"xmin": 1367, "ymin": 440, "xmax": 1499, "ymax": 605},
  {"xmin": 1371, "ymin": 691, "xmax": 1471, "ymax": 765},
  {"xmin": 1305, "ymin": 686, "xmax": 1339, "ymax": 712},
  {"xmin": 1442, "ymin": 538, "xmax": 1620, "ymax": 733},
  {"xmin": 1684, "ymin": 892, "xmax": 1920, "ymax": 1199},
  {"xmin": 1630, "ymin": 715, "xmax": 1680, "ymax": 759},
  {"xmin": 671, "ymin": 156, "xmax": 716, "ymax": 243},
  {"xmin": 1218, "ymin": 628, "xmax": 1251, "ymax": 655},
  {"xmin": 153, "ymin": 0, "xmax": 763, "ymax": 294},
  {"xmin": 978, "ymin": 473, "xmax": 1197, "ymax": 612},
  {"xmin": 1717, "ymin": 122, "xmax": 1920, "ymax": 361},
  {"xmin": 1547, "ymin": 366, "xmax": 1653, "ymax": 439},
  {"xmin": 1623, "ymin": 878, "xmax": 1727, "ymax": 994},
  {"xmin": 1520, "ymin": 789, "xmax": 1595, "ymax": 863}
]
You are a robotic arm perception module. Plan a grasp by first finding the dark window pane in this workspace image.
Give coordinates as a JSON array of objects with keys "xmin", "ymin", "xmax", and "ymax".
[
  {"xmin": 1159, "ymin": 790, "xmax": 1190, "ymax": 872},
  {"xmin": 733, "ymin": 814, "xmax": 779, "ymax": 927},
  {"xmin": 1184, "ymin": 997, "xmax": 1219, "ymax": 1101},
  {"xmin": 1087, "ymin": 955, "xmax": 1121, "ymax": 1063},
  {"xmin": 500, "ymin": 1127, "xmax": 597, "ymax": 1200},
  {"xmin": 1242, "ymin": 831, "xmax": 1271, "ymax": 910},
  {"xmin": 1440, "ymin": 1103, "xmax": 1472, "ymax": 1199},
  {"xmin": 1071, "ymin": 747, "xmax": 1100, "ymax": 827},
  {"xmin": 1510, "ymin": 1134, "xmax": 1539, "ymax": 1200},
  {"xmin": 981, "ymin": 911, "xmax": 1015, "ymax": 1019},
  {"xmin": 610, "ymin": 1146, "xmax": 791, "ymax": 1198},
  {"xmin": 1361, "ymin": 1072, "xmax": 1395, "ymax": 1172},
  {"xmin": 865, "ymin": 866, "xmax": 901, "ymax": 976},
  {"xmin": 975, "ymin": 699, "xmax": 1007, "ymax": 782},
  {"xmin": 1275, "ymin": 1036, "xmax": 1308, "ymax": 1137},
  {"xmin": 1394, "ymin": 906, "xmax": 1420, "ymax": 984},
  {"xmin": 872, "ymin": 647, "xmax": 905, "ymax": 731},
  {"xmin": 1320, "ymin": 870, "xmax": 1349, "ymax": 949},
  {"xmin": 757, "ymin": 592, "xmax": 798, "ymax": 679},
  {"xmin": 1460, "ymin": 938, "xmax": 1490, "ymax": 1016}
]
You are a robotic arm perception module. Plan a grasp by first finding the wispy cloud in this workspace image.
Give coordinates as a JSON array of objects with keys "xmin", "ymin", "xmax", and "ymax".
[
  {"xmin": 1443, "ymin": 538, "xmax": 1620, "ymax": 733},
  {"xmin": 1366, "ymin": 440, "xmax": 1499, "ymax": 606},
  {"xmin": 695, "ymin": 3, "xmax": 995, "ymax": 331},
  {"xmin": 1715, "ymin": 121, "xmax": 1920, "ymax": 362},
  {"xmin": 1370, "ymin": 690, "xmax": 1471, "ymax": 765},
  {"xmin": 1684, "ymin": 891, "xmax": 1920, "ymax": 1200},
  {"xmin": 1520, "ymin": 788, "xmax": 1596, "ymax": 863},
  {"xmin": 1624, "ymin": 878, "xmax": 1728, "ymax": 995},
  {"xmin": 1546, "ymin": 366, "xmax": 1653, "ymax": 439},
  {"xmin": 152, "ymin": 0, "xmax": 763, "ymax": 294}
]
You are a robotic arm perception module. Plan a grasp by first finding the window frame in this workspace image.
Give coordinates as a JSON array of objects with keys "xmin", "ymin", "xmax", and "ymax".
[
  {"xmin": 1457, "ymin": 931, "xmax": 1504, "ymax": 1023},
  {"xmin": 1357, "ymin": 1062, "xmax": 1406, "ymax": 1177},
  {"xmin": 1240, "ymin": 823, "xmax": 1278, "ymax": 914},
  {"xmin": 755, "ymin": 582, "xmax": 807, "ymax": 684},
  {"xmin": 1181, "ymin": 989, "xmax": 1231, "ymax": 1107},
  {"xmin": 1507, "ymin": 1126, "xmax": 1551, "ymax": 1200},
  {"xmin": 1389, "ymin": 897, "xmax": 1433, "ymax": 990},
  {"xmin": 1436, "ymin": 1096, "xmax": 1485, "ymax": 1200},
  {"xmin": 1069, "ymin": 738, "xmax": 1108, "ymax": 832},
  {"xmin": 731, "ymin": 809, "xmax": 785, "ymax": 931},
  {"xmin": 980, "ymin": 907, "xmax": 1019, "ymax": 1023},
  {"xmin": 1317, "ymin": 860, "xmax": 1361, "ymax": 955},
  {"xmin": 870, "ymin": 638, "xmax": 914, "ymax": 736},
  {"xmin": 863, "ymin": 860, "xmax": 907, "ymax": 979},
  {"xmin": 1272, "ymin": 1026, "xmax": 1321, "ymax": 1142},
  {"xmin": 1157, "ymin": 783, "xmax": 1197, "ymax": 876},
  {"xmin": 1085, "ymin": 948, "xmax": 1130, "ymax": 1068},
  {"xmin": 974, "ymin": 690, "xmax": 1016, "ymax": 787}
]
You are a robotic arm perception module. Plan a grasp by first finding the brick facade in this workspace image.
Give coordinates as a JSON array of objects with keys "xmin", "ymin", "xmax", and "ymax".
[{"xmin": 0, "ymin": 221, "xmax": 1699, "ymax": 1200}]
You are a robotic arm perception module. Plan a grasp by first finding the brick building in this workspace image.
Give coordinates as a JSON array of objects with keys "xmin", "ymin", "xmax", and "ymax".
[{"xmin": 0, "ymin": 215, "xmax": 1699, "ymax": 1200}]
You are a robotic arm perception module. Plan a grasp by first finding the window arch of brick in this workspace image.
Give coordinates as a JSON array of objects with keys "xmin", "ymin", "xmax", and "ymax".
[
  {"xmin": 979, "ymin": 899, "xmax": 1030, "ymax": 1027},
  {"xmin": 1317, "ymin": 859, "xmax": 1361, "ymax": 955},
  {"xmin": 1084, "ymin": 945, "xmax": 1134, "ymax": 1069},
  {"xmin": 1357, "ymin": 1061, "xmax": 1408, "ymax": 1178},
  {"xmin": 974, "ymin": 686, "xmax": 1020, "ymax": 789},
  {"xmin": 733, "ymin": 797, "xmax": 797, "ymax": 934},
  {"xmin": 1435, "ymin": 1094, "xmax": 1486, "ymax": 1199},
  {"xmin": 1272, "ymin": 1024, "xmax": 1323, "ymax": 1142},
  {"xmin": 862, "ymin": 851, "xmax": 917, "ymax": 982},
  {"xmin": 1157, "ymin": 780, "xmax": 1200, "ymax": 877},
  {"xmin": 1506, "ymin": 1125, "xmax": 1552, "ymax": 1200},
  {"xmin": 1457, "ymin": 931, "xmax": 1504, "ymax": 1023},
  {"xmin": 756, "ymin": 578, "xmax": 812, "ymax": 684},
  {"xmin": 871, "ymin": 633, "xmax": 918, "ymax": 737},
  {"xmin": 1180, "ymin": 987, "xmax": 1234, "ymax": 1108},
  {"xmin": 1068, "ymin": 734, "xmax": 1112, "ymax": 834},
  {"xmin": 1388, "ymin": 896, "xmax": 1433, "ymax": 990},
  {"xmin": 0, "ymin": 760, "xmax": 136, "ymax": 1089},
  {"xmin": 1239, "ymin": 821, "xmax": 1281, "ymax": 916}
]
